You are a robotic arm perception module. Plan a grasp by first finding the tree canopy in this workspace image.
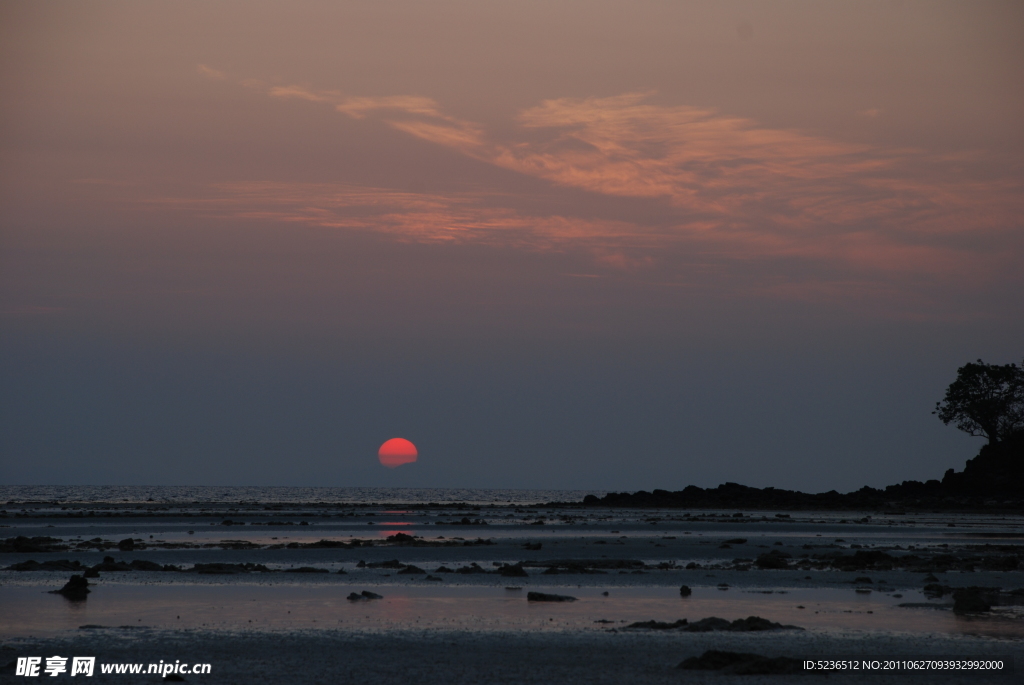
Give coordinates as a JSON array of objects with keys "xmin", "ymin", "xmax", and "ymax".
[{"xmin": 934, "ymin": 358, "xmax": 1024, "ymax": 443}]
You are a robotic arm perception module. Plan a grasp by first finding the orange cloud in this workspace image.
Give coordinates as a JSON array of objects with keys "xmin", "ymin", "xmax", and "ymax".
[
  {"xmin": 311, "ymin": 88, "xmax": 1021, "ymax": 247},
  {"xmin": 196, "ymin": 64, "xmax": 227, "ymax": 80},
  {"xmin": 160, "ymin": 77, "xmax": 1024, "ymax": 308}
]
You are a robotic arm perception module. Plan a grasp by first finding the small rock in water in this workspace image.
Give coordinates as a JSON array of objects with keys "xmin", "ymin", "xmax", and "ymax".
[
  {"xmin": 755, "ymin": 551, "xmax": 792, "ymax": 569},
  {"xmin": 952, "ymin": 587, "xmax": 993, "ymax": 614},
  {"xmin": 635, "ymin": 616, "xmax": 803, "ymax": 632},
  {"xmin": 284, "ymin": 567, "xmax": 329, "ymax": 573},
  {"xmin": 347, "ymin": 591, "xmax": 384, "ymax": 600},
  {"xmin": 396, "ymin": 565, "xmax": 426, "ymax": 574},
  {"xmin": 51, "ymin": 575, "xmax": 90, "ymax": 600},
  {"xmin": 627, "ymin": 619, "xmax": 689, "ymax": 630},
  {"xmin": 678, "ymin": 650, "xmax": 802, "ymax": 674},
  {"xmin": 527, "ymin": 591, "xmax": 577, "ymax": 602},
  {"xmin": 679, "ymin": 585, "xmax": 692, "ymax": 596}
]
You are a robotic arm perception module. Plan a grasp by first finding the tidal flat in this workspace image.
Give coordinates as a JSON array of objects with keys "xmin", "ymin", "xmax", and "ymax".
[{"xmin": 2, "ymin": 501, "xmax": 1022, "ymax": 683}]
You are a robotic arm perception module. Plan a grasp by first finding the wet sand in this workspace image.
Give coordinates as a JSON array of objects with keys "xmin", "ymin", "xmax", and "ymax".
[{"xmin": 2, "ymin": 503, "xmax": 1022, "ymax": 682}]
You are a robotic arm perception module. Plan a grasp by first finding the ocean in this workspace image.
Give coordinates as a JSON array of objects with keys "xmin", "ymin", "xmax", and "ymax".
[{"xmin": 0, "ymin": 485, "xmax": 605, "ymax": 506}]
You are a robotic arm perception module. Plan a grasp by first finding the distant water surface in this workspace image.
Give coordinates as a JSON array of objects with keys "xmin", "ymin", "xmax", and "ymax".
[{"xmin": 0, "ymin": 485, "xmax": 605, "ymax": 506}]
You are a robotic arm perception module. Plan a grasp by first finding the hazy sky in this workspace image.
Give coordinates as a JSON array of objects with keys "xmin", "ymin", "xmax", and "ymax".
[{"xmin": 2, "ymin": 1, "xmax": 1022, "ymax": 491}]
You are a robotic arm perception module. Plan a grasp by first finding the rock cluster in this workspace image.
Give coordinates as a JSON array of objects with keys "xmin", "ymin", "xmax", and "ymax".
[{"xmin": 627, "ymin": 616, "xmax": 802, "ymax": 632}]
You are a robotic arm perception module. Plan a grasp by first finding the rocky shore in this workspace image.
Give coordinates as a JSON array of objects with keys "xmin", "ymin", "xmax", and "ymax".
[{"xmin": 577, "ymin": 436, "xmax": 1024, "ymax": 511}]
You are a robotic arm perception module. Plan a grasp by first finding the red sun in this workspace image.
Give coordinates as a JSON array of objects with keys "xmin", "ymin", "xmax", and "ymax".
[{"xmin": 378, "ymin": 438, "xmax": 418, "ymax": 469}]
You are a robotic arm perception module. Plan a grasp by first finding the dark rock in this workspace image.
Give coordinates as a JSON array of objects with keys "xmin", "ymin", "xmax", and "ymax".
[
  {"xmin": 724, "ymin": 538, "xmax": 747, "ymax": 545},
  {"xmin": 678, "ymin": 650, "xmax": 803, "ymax": 675},
  {"xmin": 301, "ymin": 540, "xmax": 349, "ymax": 548},
  {"xmin": 92, "ymin": 557, "xmax": 131, "ymax": 572},
  {"xmin": 0, "ymin": 535, "xmax": 68, "ymax": 553},
  {"xmin": 679, "ymin": 585, "xmax": 692, "ymax": 596},
  {"xmin": 366, "ymin": 559, "xmax": 404, "ymax": 569},
  {"xmin": 627, "ymin": 619, "xmax": 688, "ymax": 629},
  {"xmin": 952, "ymin": 587, "xmax": 993, "ymax": 614},
  {"xmin": 527, "ymin": 592, "xmax": 577, "ymax": 602},
  {"xmin": 191, "ymin": 562, "xmax": 269, "ymax": 574},
  {"xmin": 525, "ymin": 558, "xmax": 643, "ymax": 571},
  {"xmin": 726, "ymin": 616, "xmax": 803, "ymax": 631},
  {"xmin": 83, "ymin": 568, "xmax": 100, "ymax": 578},
  {"xmin": 433, "ymin": 566, "xmax": 454, "ymax": 573},
  {"xmin": 681, "ymin": 617, "xmax": 732, "ymax": 632},
  {"xmin": 6, "ymin": 559, "xmax": 85, "ymax": 572},
  {"xmin": 499, "ymin": 564, "xmax": 528, "ymax": 577},
  {"xmin": 830, "ymin": 550, "xmax": 894, "ymax": 571},
  {"xmin": 455, "ymin": 563, "xmax": 488, "ymax": 574},
  {"xmin": 284, "ymin": 567, "xmax": 330, "ymax": 573},
  {"xmin": 117, "ymin": 538, "xmax": 135, "ymax": 551},
  {"xmin": 386, "ymin": 533, "xmax": 417, "ymax": 544},
  {"xmin": 51, "ymin": 574, "xmax": 90, "ymax": 600},
  {"xmin": 397, "ymin": 565, "xmax": 426, "ymax": 574},
  {"xmin": 522, "ymin": 542, "xmax": 542, "ymax": 551},
  {"xmin": 128, "ymin": 560, "xmax": 163, "ymax": 572},
  {"xmin": 361, "ymin": 591, "xmax": 383, "ymax": 599},
  {"xmin": 755, "ymin": 551, "xmax": 791, "ymax": 569},
  {"xmin": 646, "ymin": 616, "xmax": 803, "ymax": 632}
]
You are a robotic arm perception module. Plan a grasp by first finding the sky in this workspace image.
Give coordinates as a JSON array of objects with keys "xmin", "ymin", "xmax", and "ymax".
[{"xmin": 1, "ymin": 0, "xmax": 1022, "ymax": 491}]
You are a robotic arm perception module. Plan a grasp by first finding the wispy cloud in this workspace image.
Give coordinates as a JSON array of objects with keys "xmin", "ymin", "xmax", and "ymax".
[
  {"xmin": 196, "ymin": 64, "xmax": 227, "ymax": 80},
  {"xmin": 143, "ymin": 182, "xmax": 649, "ymax": 255},
  {"xmin": 268, "ymin": 85, "xmax": 339, "ymax": 103},
  {"xmin": 166, "ymin": 74, "xmax": 1024, "ymax": 307}
]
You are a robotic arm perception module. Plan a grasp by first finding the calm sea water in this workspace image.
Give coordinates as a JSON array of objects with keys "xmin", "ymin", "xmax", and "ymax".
[{"xmin": 0, "ymin": 485, "xmax": 604, "ymax": 506}]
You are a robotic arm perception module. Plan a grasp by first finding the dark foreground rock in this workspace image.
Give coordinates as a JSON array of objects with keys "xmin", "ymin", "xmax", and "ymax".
[
  {"xmin": 347, "ymin": 591, "xmax": 383, "ymax": 600},
  {"xmin": 627, "ymin": 619, "xmax": 689, "ymax": 630},
  {"xmin": 678, "ymin": 650, "xmax": 804, "ymax": 675},
  {"xmin": 527, "ymin": 592, "xmax": 577, "ymax": 602},
  {"xmin": 6, "ymin": 559, "xmax": 86, "ymax": 572},
  {"xmin": 0, "ymin": 536, "xmax": 69, "ymax": 553},
  {"xmin": 952, "ymin": 587, "xmax": 996, "ymax": 614},
  {"xmin": 628, "ymin": 616, "xmax": 802, "ymax": 632},
  {"xmin": 51, "ymin": 574, "xmax": 90, "ymax": 600},
  {"xmin": 283, "ymin": 566, "xmax": 330, "ymax": 573}
]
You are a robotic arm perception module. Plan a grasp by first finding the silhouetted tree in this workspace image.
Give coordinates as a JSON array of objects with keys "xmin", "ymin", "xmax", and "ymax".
[{"xmin": 934, "ymin": 358, "xmax": 1024, "ymax": 444}]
